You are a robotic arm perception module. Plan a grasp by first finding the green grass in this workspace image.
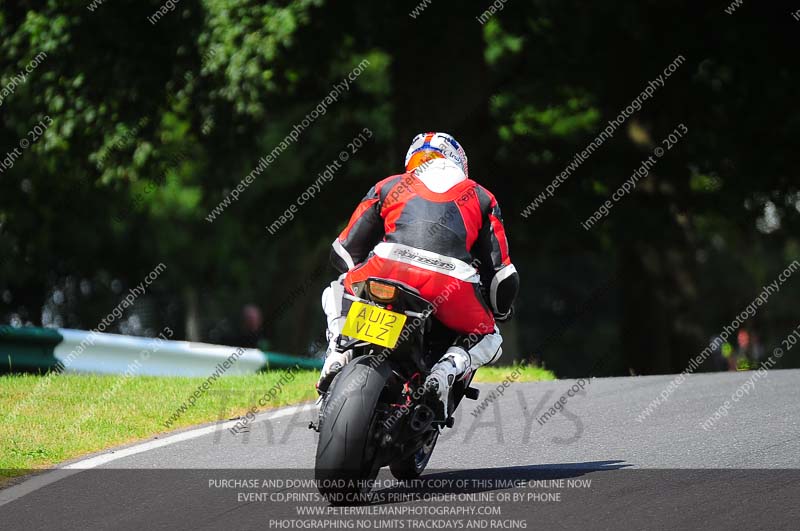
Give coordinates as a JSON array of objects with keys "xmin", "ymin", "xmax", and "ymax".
[
  {"xmin": 473, "ymin": 363, "xmax": 555, "ymax": 383},
  {"xmin": 0, "ymin": 363, "xmax": 553, "ymax": 482},
  {"xmin": 0, "ymin": 370, "xmax": 318, "ymax": 480}
]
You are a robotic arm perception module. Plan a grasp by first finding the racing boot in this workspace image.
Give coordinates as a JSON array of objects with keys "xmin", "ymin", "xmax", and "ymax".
[
  {"xmin": 316, "ymin": 345, "xmax": 352, "ymax": 394},
  {"xmin": 424, "ymin": 346, "xmax": 471, "ymax": 420}
]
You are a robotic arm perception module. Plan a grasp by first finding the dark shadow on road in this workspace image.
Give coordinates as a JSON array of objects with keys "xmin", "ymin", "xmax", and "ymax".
[{"xmin": 364, "ymin": 459, "xmax": 631, "ymax": 506}]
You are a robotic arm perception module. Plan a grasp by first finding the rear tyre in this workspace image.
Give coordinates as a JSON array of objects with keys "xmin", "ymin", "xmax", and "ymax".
[
  {"xmin": 315, "ymin": 356, "xmax": 390, "ymax": 504},
  {"xmin": 389, "ymin": 430, "xmax": 439, "ymax": 480}
]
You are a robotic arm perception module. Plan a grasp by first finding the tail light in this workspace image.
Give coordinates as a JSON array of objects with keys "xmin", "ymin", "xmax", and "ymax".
[{"xmin": 367, "ymin": 280, "xmax": 397, "ymax": 303}]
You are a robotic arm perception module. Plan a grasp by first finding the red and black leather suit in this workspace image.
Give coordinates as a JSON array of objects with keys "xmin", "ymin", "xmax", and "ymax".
[{"xmin": 330, "ymin": 167, "xmax": 519, "ymax": 336}]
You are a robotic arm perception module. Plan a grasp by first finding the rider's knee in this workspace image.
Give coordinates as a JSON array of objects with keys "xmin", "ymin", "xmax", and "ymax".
[{"xmin": 455, "ymin": 328, "xmax": 503, "ymax": 368}]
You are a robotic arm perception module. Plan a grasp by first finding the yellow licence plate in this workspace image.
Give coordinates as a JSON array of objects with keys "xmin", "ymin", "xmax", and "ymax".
[{"xmin": 341, "ymin": 301, "xmax": 407, "ymax": 349}]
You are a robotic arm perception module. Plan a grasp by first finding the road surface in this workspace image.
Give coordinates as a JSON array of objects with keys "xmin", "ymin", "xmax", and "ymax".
[{"xmin": 2, "ymin": 369, "xmax": 799, "ymax": 529}]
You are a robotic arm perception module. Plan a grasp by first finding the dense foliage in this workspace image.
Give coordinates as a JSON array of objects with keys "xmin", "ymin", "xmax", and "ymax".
[{"xmin": 1, "ymin": 1, "xmax": 798, "ymax": 376}]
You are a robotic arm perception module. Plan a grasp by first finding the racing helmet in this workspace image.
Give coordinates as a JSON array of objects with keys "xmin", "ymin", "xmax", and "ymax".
[{"xmin": 404, "ymin": 132, "xmax": 469, "ymax": 177}]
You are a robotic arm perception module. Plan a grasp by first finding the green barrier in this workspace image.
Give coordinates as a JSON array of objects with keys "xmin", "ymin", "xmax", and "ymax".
[
  {"xmin": 0, "ymin": 326, "xmax": 63, "ymax": 374},
  {"xmin": 262, "ymin": 351, "xmax": 323, "ymax": 370}
]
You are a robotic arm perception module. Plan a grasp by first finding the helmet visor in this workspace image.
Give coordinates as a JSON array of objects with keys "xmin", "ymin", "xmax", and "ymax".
[{"xmin": 405, "ymin": 150, "xmax": 445, "ymax": 172}]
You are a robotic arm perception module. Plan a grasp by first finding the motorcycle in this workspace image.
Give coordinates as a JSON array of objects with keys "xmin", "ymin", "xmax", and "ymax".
[{"xmin": 311, "ymin": 277, "xmax": 481, "ymax": 503}]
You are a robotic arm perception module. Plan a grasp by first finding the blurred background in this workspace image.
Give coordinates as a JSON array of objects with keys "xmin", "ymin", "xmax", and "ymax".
[{"xmin": 1, "ymin": 0, "xmax": 798, "ymax": 378}]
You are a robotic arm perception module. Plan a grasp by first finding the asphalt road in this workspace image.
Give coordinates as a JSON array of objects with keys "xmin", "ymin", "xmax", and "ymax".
[{"xmin": 2, "ymin": 369, "xmax": 799, "ymax": 529}]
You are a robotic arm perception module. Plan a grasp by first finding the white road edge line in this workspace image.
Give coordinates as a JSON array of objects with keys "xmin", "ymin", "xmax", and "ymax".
[{"xmin": 0, "ymin": 403, "xmax": 310, "ymax": 508}]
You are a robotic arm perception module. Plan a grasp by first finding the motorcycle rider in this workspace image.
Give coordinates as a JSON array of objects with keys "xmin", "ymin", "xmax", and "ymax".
[{"xmin": 318, "ymin": 132, "xmax": 519, "ymax": 411}]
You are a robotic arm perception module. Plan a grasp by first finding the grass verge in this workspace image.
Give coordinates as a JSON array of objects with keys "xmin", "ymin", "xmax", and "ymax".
[
  {"xmin": 0, "ymin": 363, "xmax": 553, "ymax": 482},
  {"xmin": 0, "ymin": 370, "xmax": 318, "ymax": 481},
  {"xmin": 473, "ymin": 363, "xmax": 555, "ymax": 383}
]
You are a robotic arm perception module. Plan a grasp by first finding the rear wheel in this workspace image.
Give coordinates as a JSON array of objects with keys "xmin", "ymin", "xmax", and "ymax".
[
  {"xmin": 314, "ymin": 356, "xmax": 390, "ymax": 504},
  {"xmin": 390, "ymin": 430, "xmax": 439, "ymax": 480}
]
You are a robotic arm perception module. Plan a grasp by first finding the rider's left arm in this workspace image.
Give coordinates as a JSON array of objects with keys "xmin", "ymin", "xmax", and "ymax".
[{"xmin": 472, "ymin": 188, "xmax": 520, "ymax": 320}]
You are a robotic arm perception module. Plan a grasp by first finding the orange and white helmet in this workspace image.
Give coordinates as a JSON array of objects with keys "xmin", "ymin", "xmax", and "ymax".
[{"xmin": 404, "ymin": 132, "xmax": 469, "ymax": 177}]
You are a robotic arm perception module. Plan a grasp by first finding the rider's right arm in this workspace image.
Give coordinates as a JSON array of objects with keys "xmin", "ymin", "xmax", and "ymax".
[{"xmin": 330, "ymin": 185, "xmax": 385, "ymax": 273}]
